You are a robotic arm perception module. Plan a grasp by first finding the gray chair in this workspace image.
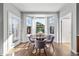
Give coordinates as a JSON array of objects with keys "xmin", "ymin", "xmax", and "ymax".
[
  {"xmin": 28, "ymin": 35, "xmax": 35, "ymax": 47},
  {"xmin": 29, "ymin": 35, "xmax": 35, "ymax": 43},
  {"xmin": 35, "ymin": 40, "xmax": 45, "ymax": 49},
  {"xmin": 46, "ymin": 36, "xmax": 54, "ymax": 43},
  {"xmin": 35, "ymin": 39, "xmax": 47, "ymax": 55},
  {"xmin": 46, "ymin": 35, "xmax": 55, "ymax": 53},
  {"xmin": 47, "ymin": 35, "xmax": 51, "ymax": 40}
]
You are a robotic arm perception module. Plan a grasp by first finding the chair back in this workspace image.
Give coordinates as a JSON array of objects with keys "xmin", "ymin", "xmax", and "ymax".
[
  {"xmin": 35, "ymin": 40, "xmax": 45, "ymax": 49},
  {"xmin": 46, "ymin": 35, "xmax": 54, "ymax": 43},
  {"xmin": 29, "ymin": 35, "xmax": 34, "ymax": 43},
  {"xmin": 50, "ymin": 36, "xmax": 54, "ymax": 43},
  {"xmin": 47, "ymin": 35, "xmax": 52, "ymax": 40}
]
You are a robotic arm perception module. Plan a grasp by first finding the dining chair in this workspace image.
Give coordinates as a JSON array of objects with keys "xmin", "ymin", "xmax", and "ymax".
[
  {"xmin": 35, "ymin": 39, "xmax": 47, "ymax": 55},
  {"xmin": 47, "ymin": 35, "xmax": 52, "ymax": 40},
  {"xmin": 28, "ymin": 35, "xmax": 35, "ymax": 48},
  {"xmin": 46, "ymin": 35, "xmax": 55, "ymax": 54}
]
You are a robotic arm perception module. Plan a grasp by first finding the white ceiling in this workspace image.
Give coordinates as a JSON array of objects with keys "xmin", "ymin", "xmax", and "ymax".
[{"xmin": 12, "ymin": 3, "xmax": 65, "ymax": 12}]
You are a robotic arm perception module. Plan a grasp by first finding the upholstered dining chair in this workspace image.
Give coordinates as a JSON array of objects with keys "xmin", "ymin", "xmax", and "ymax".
[
  {"xmin": 47, "ymin": 35, "xmax": 52, "ymax": 40},
  {"xmin": 35, "ymin": 39, "xmax": 47, "ymax": 55},
  {"xmin": 28, "ymin": 35, "xmax": 35, "ymax": 47},
  {"xmin": 46, "ymin": 35, "xmax": 55, "ymax": 54}
]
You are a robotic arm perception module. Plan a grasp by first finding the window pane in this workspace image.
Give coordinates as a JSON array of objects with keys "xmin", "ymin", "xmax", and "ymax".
[
  {"xmin": 26, "ymin": 16, "xmax": 33, "ymax": 26},
  {"xmin": 35, "ymin": 17, "xmax": 45, "ymax": 33},
  {"xmin": 47, "ymin": 16, "xmax": 55, "ymax": 34},
  {"xmin": 26, "ymin": 16, "xmax": 33, "ymax": 34}
]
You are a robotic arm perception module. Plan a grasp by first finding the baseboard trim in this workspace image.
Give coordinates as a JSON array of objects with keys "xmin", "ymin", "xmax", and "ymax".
[
  {"xmin": 71, "ymin": 49, "xmax": 78, "ymax": 54},
  {"xmin": 0, "ymin": 49, "xmax": 3, "ymax": 56},
  {"xmin": 21, "ymin": 41, "xmax": 28, "ymax": 43},
  {"xmin": 14, "ymin": 42, "xmax": 22, "ymax": 48},
  {"xmin": 20, "ymin": 41, "xmax": 28, "ymax": 43}
]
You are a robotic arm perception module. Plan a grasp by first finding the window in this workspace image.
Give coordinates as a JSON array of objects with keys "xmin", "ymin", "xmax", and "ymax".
[
  {"xmin": 26, "ymin": 16, "xmax": 33, "ymax": 34},
  {"xmin": 35, "ymin": 17, "xmax": 45, "ymax": 33},
  {"xmin": 36, "ymin": 22, "xmax": 45, "ymax": 33},
  {"xmin": 8, "ymin": 12, "xmax": 21, "ymax": 48},
  {"xmin": 47, "ymin": 16, "xmax": 55, "ymax": 34},
  {"xmin": 12, "ymin": 16, "xmax": 21, "ymax": 40}
]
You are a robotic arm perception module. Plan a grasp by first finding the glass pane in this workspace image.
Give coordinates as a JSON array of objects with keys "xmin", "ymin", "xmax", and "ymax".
[
  {"xmin": 8, "ymin": 12, "xmax": 21, "ymax": 48},
  {"xmin": 47, "ymin": 16, "xmax": 55, "ymax": 34},
  {"xmin": 48, "ymin": 16, "xmax": 55, "ymax": 24},
  {"xmin": 12, "ymin": 16, "xmax": 20, "ymax": 40},
  {"xmin": 26, "ymin": 16, "xmax": 33, "ymax": 26},
  {"xmin": 26, "ymin": 16, "xmax": 33, "ymax": 34},
  {"xmin": 35, "ymin": 17, "xmax": 45, "ymax": 33}
]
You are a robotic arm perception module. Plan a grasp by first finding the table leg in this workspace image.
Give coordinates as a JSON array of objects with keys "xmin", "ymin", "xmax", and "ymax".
[{"xmin": 44, "ymin": 48, "xmax": 47, "ymax": 56}]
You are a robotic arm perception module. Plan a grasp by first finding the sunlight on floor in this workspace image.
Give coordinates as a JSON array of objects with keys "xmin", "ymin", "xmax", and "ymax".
[{"xmin": 6, "ymin": 42, "xmax": 71, "ymax": 56}]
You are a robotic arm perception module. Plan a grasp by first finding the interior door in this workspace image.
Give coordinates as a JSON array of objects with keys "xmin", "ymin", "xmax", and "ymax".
[{"xmin": 61, "ymin": 19, "xmax": 71, "ymax": 43}]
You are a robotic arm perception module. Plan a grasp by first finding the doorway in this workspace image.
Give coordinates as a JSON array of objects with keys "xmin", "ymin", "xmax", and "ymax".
[{"xmin": 61, "ymin": 13, "xmax": 72, "ymax": 50}]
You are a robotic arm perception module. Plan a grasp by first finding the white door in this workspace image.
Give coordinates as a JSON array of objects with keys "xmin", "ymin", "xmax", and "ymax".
[{"xmin": 61, "ymin": 18, "xmax": 71, "ymax": 43}]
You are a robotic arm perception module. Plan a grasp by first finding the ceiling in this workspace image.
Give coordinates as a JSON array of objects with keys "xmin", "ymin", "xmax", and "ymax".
[{"xmin": 12, "ymin": 3, "xmax": 65, "ymax": 12}]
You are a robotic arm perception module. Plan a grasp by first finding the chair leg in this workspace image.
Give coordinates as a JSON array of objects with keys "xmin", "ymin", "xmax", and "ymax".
[
  {"xmin": 44, "ymin": 48, "xmax": 47, "ymax": 56},
  {"xmin": 33, "ymin": 45, "xmax": 35, "ymax": 51},
  {"xmin": 35, "ymin": 48, "xmax": 37, "ymax": 55},
  {"xmin": 51, "ymin": 43, "xmax": 55, "ymax": 54},
  {"xmin": 28, "ymin": 43, "xmax": 31, "ymax": 48},
  {"xmin": 39, "ymin": 49, "xmax": 41, "ymax": 56},
  {"xmin": 49, "ymin": 44, "xmax": 51, "ymax": 52},
  {"xmin": 31, "ymin": 45, "xmax": 35, "ymax": 54},
  {"xmin": 45, "ymin": 45, "xmax": 48, "ymax": 49}
]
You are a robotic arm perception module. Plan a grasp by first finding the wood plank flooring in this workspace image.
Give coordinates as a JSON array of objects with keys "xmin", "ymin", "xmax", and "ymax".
[{"xmin": 6, "ymin": 42, "xmax": 72, "ymax": 56}]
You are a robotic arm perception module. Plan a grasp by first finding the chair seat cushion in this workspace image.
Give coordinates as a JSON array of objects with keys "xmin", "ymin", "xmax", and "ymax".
[{"xmin": 46, "ymin": 40, "xmax": 51, "ymax": 43}]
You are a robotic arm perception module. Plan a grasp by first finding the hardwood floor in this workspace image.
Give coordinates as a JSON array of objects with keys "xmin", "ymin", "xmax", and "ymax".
[{"xmin": 6, "ymin": 42, "xmax": 72, "ymax": 56}]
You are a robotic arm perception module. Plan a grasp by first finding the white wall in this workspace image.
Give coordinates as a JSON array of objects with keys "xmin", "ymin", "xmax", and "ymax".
[
  {"xmin": 59, "ymin": 3, "xmax": 77, "ymax": 53},
  {"xmin": 3, "ymin": 3, "xmax": 21, "ymax": 55}
]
